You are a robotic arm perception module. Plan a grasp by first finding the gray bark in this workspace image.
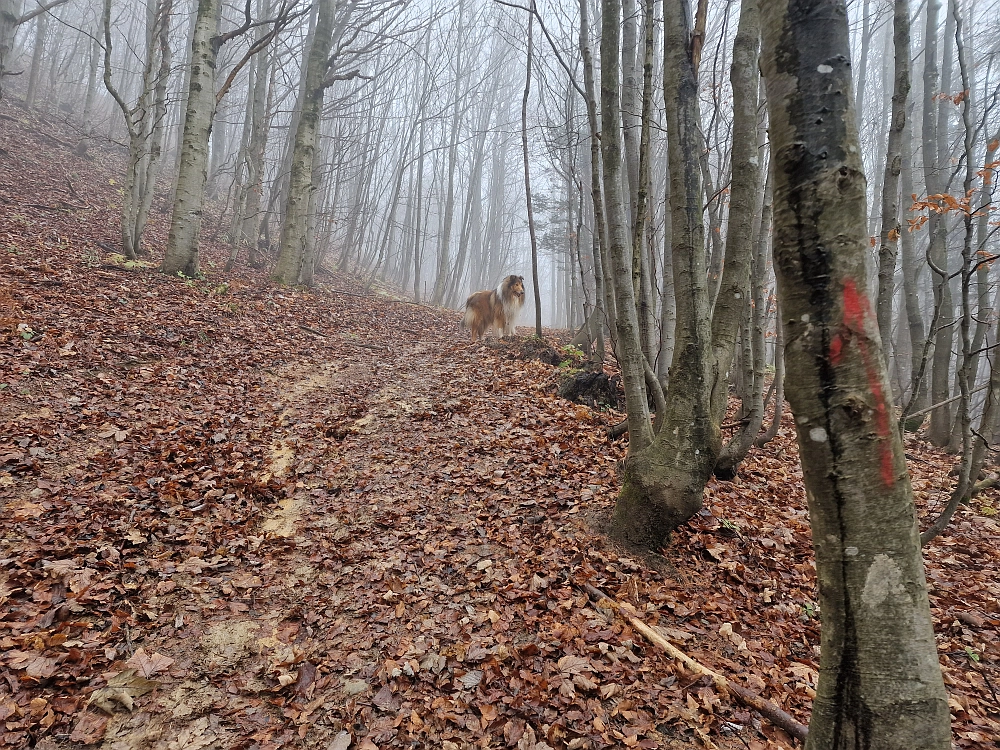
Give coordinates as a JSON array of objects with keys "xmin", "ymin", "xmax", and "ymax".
[
  {"xmin": 520, "ymin": 9, "xmax": 542, "ymax": 337},
  {"xmin": 759, "ymin": 0, "xmax": 951, "ymax": 743},
  {"xmin": 161, "ymin": 0, "xmax": 223, "ymax": 277},
  {"xmin": 925, "ymin": 0, "xmax": 954, "ymax": 445},
  {"xmin": 899, "ymin": 114, "xmax": 928, "ymax": 420},
  {"xmin": 273, "ymin": 0, "xmax": 337, "ymax": 285},
  {"xmin": 599, "ymin": 0, "xmax": 653, "ymax": 452},
  {"xmin": 610, "ymin": 0, "xmax": 716, "ymax": 547},
  {"xmin": 875, "ymin": 0, "xmax": 910, "ymax": 362},
  {"xmin": 0, "ymin": 0, "xmax": 22, "ymax": 93},
  {"xmin": 431, "ymin": 0, "xmax": 465, "ymax": 306},
  {"xmin": 25, "ymin": 5, "xmax": 45, "ymax": 107},
  {"xmin": 578, "ymin": 0, "xmax": 614, "ymax": 356}
]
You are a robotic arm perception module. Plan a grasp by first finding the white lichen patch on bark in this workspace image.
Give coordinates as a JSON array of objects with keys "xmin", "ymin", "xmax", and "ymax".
[{"xmin": 861, "ymin": 553, "xmax": 906, "ymax": 609}]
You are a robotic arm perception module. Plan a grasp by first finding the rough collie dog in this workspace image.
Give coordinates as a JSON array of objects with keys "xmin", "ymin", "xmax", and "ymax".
[{"xmin": 461, "ymin": 275, "xmax": 525, "ymax": 341}]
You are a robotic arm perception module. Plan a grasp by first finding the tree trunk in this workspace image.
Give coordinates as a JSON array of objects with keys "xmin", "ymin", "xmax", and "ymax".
[
  {"xmin": 924, "ymin": 0, "xmax": 954, "ymax": 445},
  {"xmin": 875, "ymin": 0, "xmax": 910, "ymax": 363},
  {"xmin": 708, "ymin": 0, "xmax": 761, "ymax": 426},
  {"xmin": 632, "ymin": 0, "xmax": 655, "ymax": 360},
  {"xmin": 82, "ymin": 33, "xmax": 100, "ymax": 130},
  {"xmin": 0, "ymin": 0, "xmax": 22, "ymax": 93},
  {"xmin": 657, "ymin": 143, "xmax": 675, "ymax": 384},
  {"xmin": 578, "ymin": 0, "xmax": 614, "ymax": 356},
  {"xmin": 929, "ymin": 2, "xmax": 976, "ymax": 535},
  {"xmin": 610, "ymin": 0, "xmax": 715, "ymax": 547},
  {"xmin": 273, "ymin": 0, "xmax": 336, "ymax": 286},
  {"xmin": 25, "ymin": 7, "xmax": 45, "ymax": 108},
  {"xmin": 161, "ymin": 0, "xmax": 222, "ymax": 277},
  {"xmin": 521, "ymin": 10, "xmax": 542, "ymax": 336},
  {"xmin": 756, "ymin": 299, "xmax": 784, "ymax": 448},
  {"xmin": 431, "ymin": 0, "xmax": 465, "ymax": 306},
  {"xmin": 599, "ymin": 0, "xmax": 653, "ymax": 454},
  {"xmin": 717, "ymin": 167, "xmax": 772, "ymax": 477},
  {"xmin": 899, "ymin": 114, "xmax": 928, "ymax": 420},
  {"xmin": 133, "ymin": 0, "xmax": 172, "ymax": 257},
  {"xmin": 759, "ymin": 0, "xmax": 951, "ymax": 744}
]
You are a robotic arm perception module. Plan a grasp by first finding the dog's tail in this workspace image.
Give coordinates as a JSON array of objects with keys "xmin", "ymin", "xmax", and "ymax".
[{"xmin": 461, "ymin": 302, "xmax": 474, "ymax": 330}]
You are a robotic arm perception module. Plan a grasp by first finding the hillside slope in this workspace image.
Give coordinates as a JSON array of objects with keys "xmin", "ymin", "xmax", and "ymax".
[{"xmin": 1, "ymin": 100, "xmax": 997, "ymax": 750}]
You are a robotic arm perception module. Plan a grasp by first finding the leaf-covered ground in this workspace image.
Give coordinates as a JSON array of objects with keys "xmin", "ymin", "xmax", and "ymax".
[{"xmin": 1, "ymin": 100, "xmax": 998, "ymax": 750}]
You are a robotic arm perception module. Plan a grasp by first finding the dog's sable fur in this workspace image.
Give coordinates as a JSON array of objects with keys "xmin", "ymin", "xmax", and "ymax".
[{"xmin": 461, "ymin": 275, "xmax": 525, "ymax": 340}]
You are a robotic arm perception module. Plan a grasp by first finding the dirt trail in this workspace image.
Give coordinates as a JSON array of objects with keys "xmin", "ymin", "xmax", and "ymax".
[{"xmin": 52, "ymin": 333, "xmax": 613, "ymax": 750}]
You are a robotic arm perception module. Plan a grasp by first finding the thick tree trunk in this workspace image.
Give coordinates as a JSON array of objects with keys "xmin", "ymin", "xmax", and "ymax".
[
  {"xmin": 875, "ymin": 0, "xmax": 910, "ymax": 363},
  {"xmin": 610, "ymin": 0, "xmax": 715, "ymax": 547},
  {"xmin": 759, "ymin": 0, "xmax": 951, "ymax": 744},
  {"xmin": 273, "ymin": 0, "xmax": 336, "ymax": 286},
  {"xmin": 161, "ymin": 0, "xmax": 222, "ymax": 277}
]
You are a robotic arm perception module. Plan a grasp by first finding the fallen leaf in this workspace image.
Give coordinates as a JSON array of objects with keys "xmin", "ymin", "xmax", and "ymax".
[
  {"xmin": 5, "ymin": 650, "xmax": 58, "ymax": 678},
  {"xmin": 88, "ymin": 670, "xmax": 160, "ymax": 713},
  {"xmin": 125, "ymin": 648, "xmax": 174, "ymax": 678},
  {"xmin": 68, "ymin": 711, "xmax": 109, "ymax": 743}
]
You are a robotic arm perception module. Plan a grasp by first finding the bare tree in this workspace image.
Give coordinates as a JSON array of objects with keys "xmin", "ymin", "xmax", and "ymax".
[{"xmin": 759, "ymin": 0, "xmax": 951, "ymax": 742}]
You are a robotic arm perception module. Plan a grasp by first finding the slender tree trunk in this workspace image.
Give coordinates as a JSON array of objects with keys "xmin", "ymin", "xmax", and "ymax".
[
  {"xmin": 82, "ymin": 34, "xmax": 100, "ymax": 130},
  {"xmin": 709, "ymin": 0, "xmax": 761, "ymax": 425},
  {"xmin": 632, "ymin": 0, "xmax": 655, "ymax": 359},
  {"xmin": 854, "ymin": 0, "xmax": 872, "ymax": 129},
  {"xmin": 876, "ymin": 0, "xmax": 910, "ymax": 363},
  {"xmin": 756, "ymin": 299, "xmax": 784, "ymax": 447},
  {"xmin": 273, "ymin": 0, "xmax": 336, "ymax": 286},
  {"xmin": 579, "ymin": 0, "xmax": 614, "ymax": 356},
  {"xmin": 717, "ymin": 167, "xmax": 772, "ymax": 477},
  {"xmin": 133, "ymin": 0, "xmax": 172, "ymax": 256},
  {"xmin": 899, "ymin": 114, "xmax": 929, "ymax": 421},
  {"xmin": 521, "ymin": 9, "xmax": 541, "ymax": 336},
  {"xmin": 161, "ymin": 0, "xmax": 222, "ymax": 277},
  {"xmin": 25, "ymin": 7, "xmax": 45, "ymax": 108},
  {"xmin": 657, "ymin": 142, "xmax": 675, "ymax": 384},
  {"xmin": 924, "ymin": 0, "xmax": 954, "ymax": 445},
  {"xmin": 599, "ymin": 0, "xmax": 653, "ymax": 452},
  {"xmin": 759, "ymin": 0, "xmax": 951, "ymax": 744},
  {"xmin": 432, "ymin": 0, "xmax": 466, "ymax": 305},
  {"xmin": 968, "ymin": 130, "xmax": 998, "ymax": 391},
  {"xmin": 930, "ymin": 2, "xmax": 976, "ymax": 534}
]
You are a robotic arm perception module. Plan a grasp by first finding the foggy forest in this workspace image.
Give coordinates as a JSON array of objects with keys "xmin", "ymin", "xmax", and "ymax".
[{"xmin": 1, "ymin": 0, "xmax": 998, "ymax": 748}]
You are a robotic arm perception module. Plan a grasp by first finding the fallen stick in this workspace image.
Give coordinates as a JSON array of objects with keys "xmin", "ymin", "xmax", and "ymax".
[
  {"xmin": 582, "ymin": 582, "xmax": 809, "ymax": 743},
  {"xmin": 299, "ymin": 325, "xmax": 328, "ymax": 338}
]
